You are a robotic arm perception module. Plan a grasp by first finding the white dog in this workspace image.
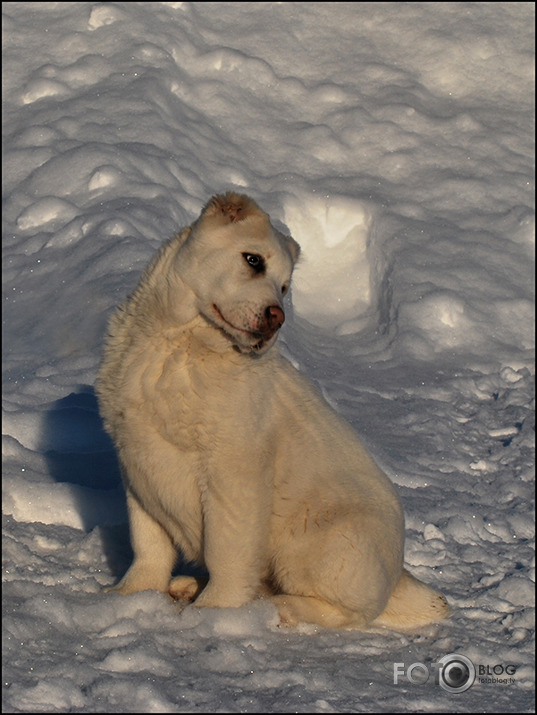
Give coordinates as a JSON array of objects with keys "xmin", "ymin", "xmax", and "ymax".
[{"xmin": 96, "ymin": 192, "xmax": 449, "ymax": 629}]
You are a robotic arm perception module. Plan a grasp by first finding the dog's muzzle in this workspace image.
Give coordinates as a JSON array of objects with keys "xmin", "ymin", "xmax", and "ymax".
[
  {"xmin": 265, "ymin": 305, "xmax": 285, "ymax": 333},
  {"xmin": 250, "ymin": 305, "xmax": 285, "ymax": 353},
  {"xmin": 211, "ymin": 303, "xmax": 285, "ymax": 354}
]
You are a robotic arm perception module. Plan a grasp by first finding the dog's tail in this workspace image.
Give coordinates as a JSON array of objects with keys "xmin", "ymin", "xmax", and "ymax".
[{"xmin": 371, "ymin": 568, "xmax": 450, "ymax": 630}]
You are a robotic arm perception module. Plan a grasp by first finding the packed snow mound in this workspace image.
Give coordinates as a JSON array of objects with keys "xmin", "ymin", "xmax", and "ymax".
[{"xmin": 284, "ymin": 194, "xmax": 377, "ymax": 329}]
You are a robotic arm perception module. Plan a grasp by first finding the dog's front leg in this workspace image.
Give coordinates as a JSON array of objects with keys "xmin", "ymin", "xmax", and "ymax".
[
  {"xmin": 110, "ymin": 487, "xmax": 178, "ymax": 594},
  {"xmin": 194, "ymin": 466, "xmax": 272, "ymax": 609}
]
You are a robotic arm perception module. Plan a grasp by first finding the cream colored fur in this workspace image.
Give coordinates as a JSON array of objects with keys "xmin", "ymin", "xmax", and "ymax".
[{"xmin": 96, "ymin": 192, "xmax": 449, "ymax": 630}]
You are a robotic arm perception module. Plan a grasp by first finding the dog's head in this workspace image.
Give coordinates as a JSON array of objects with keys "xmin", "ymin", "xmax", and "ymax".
[{"xmin": 180, "ymin": 192, "xmax": 300, "ymax": 355}]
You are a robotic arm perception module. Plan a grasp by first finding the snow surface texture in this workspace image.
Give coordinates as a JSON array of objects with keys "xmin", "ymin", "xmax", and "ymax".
[{"xmin": 2, "ymin": 2, "xmax": 535, "ymax": 712}]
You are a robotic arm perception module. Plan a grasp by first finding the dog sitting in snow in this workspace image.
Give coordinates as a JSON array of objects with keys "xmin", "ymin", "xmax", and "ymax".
[{"xmin": 96, "ymin": 192, "xmax": 449, "ymax": 629}]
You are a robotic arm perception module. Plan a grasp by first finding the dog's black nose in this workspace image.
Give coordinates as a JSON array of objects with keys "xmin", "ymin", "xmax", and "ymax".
[{"xmin": 265, "ymin": 305, "xmax": 285, "ymax": 332}]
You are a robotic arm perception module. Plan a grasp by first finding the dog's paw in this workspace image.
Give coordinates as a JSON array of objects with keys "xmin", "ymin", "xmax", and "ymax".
[
  {"xmin": 191, "ymin": 580, "xmax": 256, "ymax": 609},
  {"xmin": 169, "ymin": 575, "xmax": 208, "ymax": 602},
  {"xmin": 271, "ymin": 595, "xmax": 300, "ymax": 627}
]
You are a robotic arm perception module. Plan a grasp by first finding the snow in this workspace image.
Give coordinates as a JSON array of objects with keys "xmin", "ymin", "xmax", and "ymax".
[{"xmin": 2, "ymin": 1, "xmax": 534, "ymax": 712}]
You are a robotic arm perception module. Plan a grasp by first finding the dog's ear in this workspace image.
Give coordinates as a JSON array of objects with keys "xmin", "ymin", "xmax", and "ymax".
[
  {"xmin": 285, "ymin": 235, "xmax": 301, "ymax": 263},
  {"xmin": 203, "ymin": 193, "xmax": 258, "ymax": 224}
]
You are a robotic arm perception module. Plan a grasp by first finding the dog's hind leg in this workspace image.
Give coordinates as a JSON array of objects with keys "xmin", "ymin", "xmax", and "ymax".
[
  {"xmin": 371, "ymin": 569, "xmax": 450, "ymax": 629},
  {"xmin": 271, "ymin": 594, "xmax": 358, "ymax": 629}
]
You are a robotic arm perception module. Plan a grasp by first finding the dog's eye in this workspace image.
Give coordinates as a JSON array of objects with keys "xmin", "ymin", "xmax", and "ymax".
[
  {"xmin": 242, "ymin": 253, "xmax": 265, "ymax": 274},
  {"xmin": 281, "ymin": 284, "xmax": 288, "ymax": 295}
]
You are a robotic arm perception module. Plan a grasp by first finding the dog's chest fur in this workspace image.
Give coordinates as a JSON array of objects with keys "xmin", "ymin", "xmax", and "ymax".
[{"xmin": 129, "ymin": 328, "xmax": 272, "ymax": 451}]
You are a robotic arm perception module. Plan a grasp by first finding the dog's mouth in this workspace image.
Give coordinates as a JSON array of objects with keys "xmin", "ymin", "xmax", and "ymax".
[{"xmin": 211, "ymin": 304, "xmax": 276, "ymax": 354}]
